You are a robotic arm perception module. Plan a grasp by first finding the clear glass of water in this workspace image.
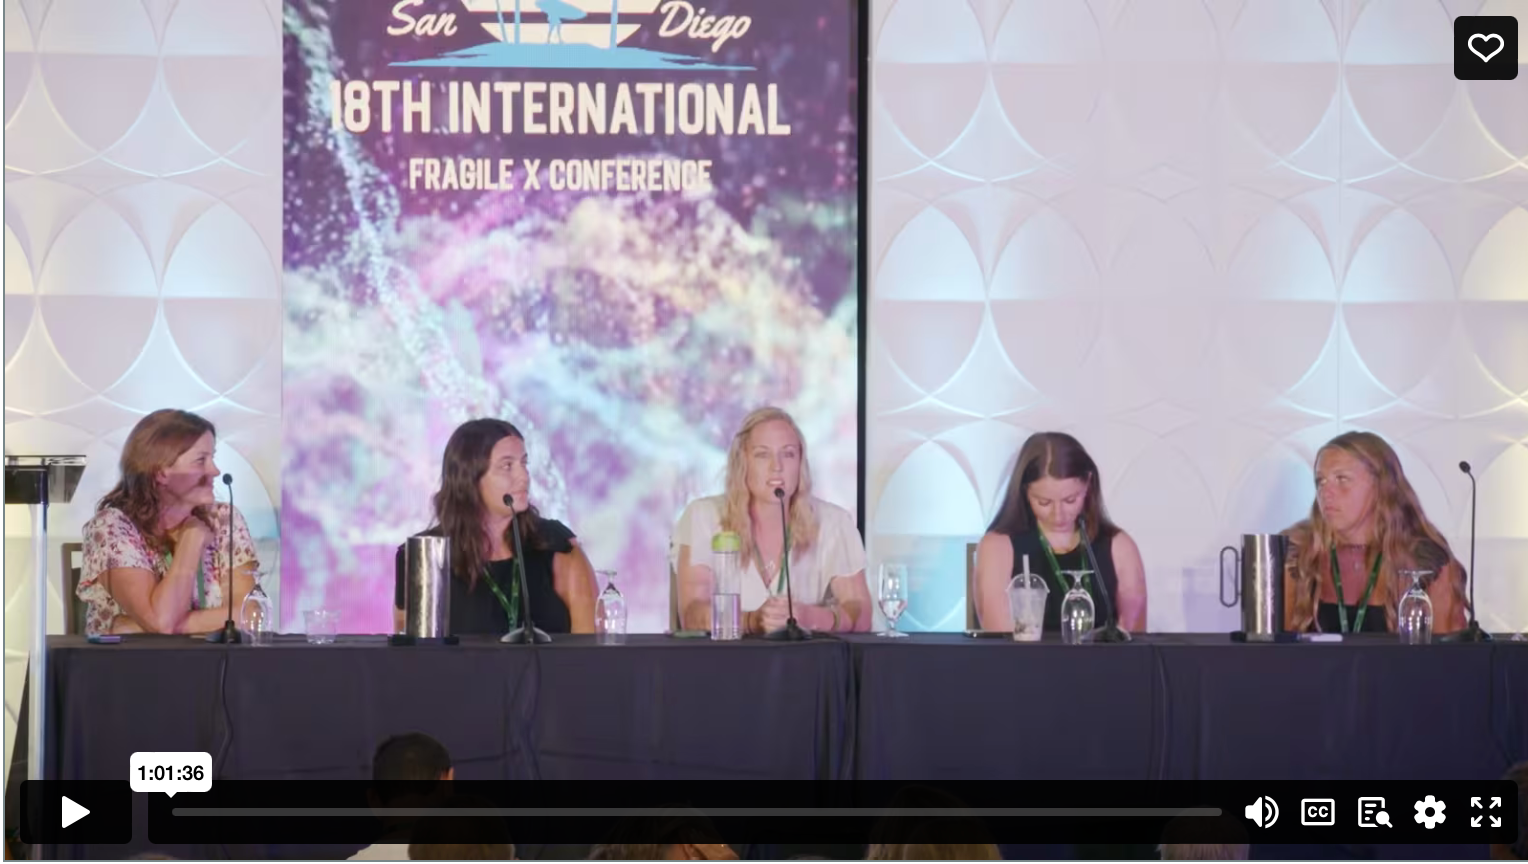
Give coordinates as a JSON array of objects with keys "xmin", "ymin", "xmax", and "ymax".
[
  {"xmin": 877, "ymin": 563, "xmax": 909, "ymax": 638},
  {"xmin": 1397, "ymin": 569, "xmax": 1433, "ymax": 645},
  {"xmin": 304, "ymin": 609, "xmax": 338, "ymax": 645},
  {"xmin": 595, "ymin": 570, "xmax": 627, "ymax": 646}
]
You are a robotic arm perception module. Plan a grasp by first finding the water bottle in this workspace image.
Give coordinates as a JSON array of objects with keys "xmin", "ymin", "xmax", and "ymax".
[
  {"xmin": 1397, "ymin": 570, "xmax": 1433, "ymax": 645},
  {"xmin": 239, "ymin": 570, "xmax": 275, "ymax": 646},
  {"xmin": 710, "ymin": 531, "xmax": 742, "ymax": 641},
  {"xmin": 595, "ymin": 571, "xmax": 627, "ymax": 646}
]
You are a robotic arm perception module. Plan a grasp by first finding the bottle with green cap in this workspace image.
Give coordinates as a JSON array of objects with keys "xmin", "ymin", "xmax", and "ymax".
[{"xmin": 711, "ymin": 531, "xmax": 743, "ymax": 640}]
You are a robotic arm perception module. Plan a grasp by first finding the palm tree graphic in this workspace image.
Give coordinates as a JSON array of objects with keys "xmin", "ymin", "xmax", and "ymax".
[
  {"xmin": 490, "ymin": 0, "xmax": 618, "ymax": 48},
  {"xmin": 490, "ymin": 0, "xmax": 519, "ymax": 44}
]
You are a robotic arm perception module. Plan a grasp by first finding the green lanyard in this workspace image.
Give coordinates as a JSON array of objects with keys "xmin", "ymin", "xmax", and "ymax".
[
  {"xmin": 1037, "ymin": 530, "xmax": 1087, "ymax": 596},
  {"xmin": 482, "ymin": 563, "xmax": 521, "ymax": 629},
  {"xmin": 775, "ymin": 523, "xmax": 791, "ymax": 596},
  {"xmin": 164, "ymin": 551, "xmax": 207, "ymax": 609},
  {"xmin": 1329, "ymin": 547, "xmax": 1382, "ymax": 633}
]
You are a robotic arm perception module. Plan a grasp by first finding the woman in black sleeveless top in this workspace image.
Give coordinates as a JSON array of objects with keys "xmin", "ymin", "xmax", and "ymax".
[
  {"xmin": 391, "ymin": 419, "xmax": 596, "ymax": 635},
  {"xmin": 973, "ymin": 433, "xmax": 1147, "ymax": 634}
]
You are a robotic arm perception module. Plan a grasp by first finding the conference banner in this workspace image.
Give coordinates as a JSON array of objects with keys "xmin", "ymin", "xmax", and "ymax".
[{"xmin": 281, "ymin": 0, "xmax": 861, "ymax": 631}]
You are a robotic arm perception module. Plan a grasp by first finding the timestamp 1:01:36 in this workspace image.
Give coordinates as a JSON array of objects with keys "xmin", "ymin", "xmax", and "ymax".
[{"xmin": 137, "ymin": 764, "xmax": 205, "ymax": 782}]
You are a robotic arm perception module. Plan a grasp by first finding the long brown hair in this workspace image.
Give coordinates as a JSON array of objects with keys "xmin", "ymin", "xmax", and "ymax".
[
  {"xmin": 721, "ymin": 407, "xmax": 820, "ymax": 569},
  {"xmin": 97, "ymin": 409, "xmax": 217, "ymax": 555},
  {"xmin": 987, "ymin": 432, "xmax": 1117, "ymax": 542},
  {"xmin": 1285, "ymin": 431, "xmax": 1467, "ymax": 632},
  {"xmin": 430, "ymin": 419, "xmax": 545, "ymax": 590}
]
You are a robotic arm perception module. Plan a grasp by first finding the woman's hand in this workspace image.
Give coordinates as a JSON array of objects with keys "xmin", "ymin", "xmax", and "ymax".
[
  {"xmin": 757, "ymin": 596, "xmax": 791, "ymax": 633},
  {"xmin": 173, "ymin": 517, "xmax": 215, "ymax": 558}
]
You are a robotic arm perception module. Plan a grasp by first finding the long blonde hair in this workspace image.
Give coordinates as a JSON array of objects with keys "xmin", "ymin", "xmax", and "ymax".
[
  {"xmin": 1286, "ymin": 431, "xmax": 1467, "ymax": 632},
  {"xmin": 721, "ymin": 407, "xmax": 819, "ymax": 569}
]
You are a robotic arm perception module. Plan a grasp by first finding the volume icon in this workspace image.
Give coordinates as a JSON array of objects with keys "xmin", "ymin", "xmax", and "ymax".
[{"xmin": 1245, "ymin": 796, "xmax": 1280, "ymax": 828}]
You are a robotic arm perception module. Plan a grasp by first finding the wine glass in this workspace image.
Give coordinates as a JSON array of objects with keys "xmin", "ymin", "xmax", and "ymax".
[
  {"xmin": 239, "ymin": 568, "xmax": 274, "ymax": 646},
  {"xmin": 595, "ymin": 570, "xmax": 627, "ymax": 646},
  {"xmin": 877, "ymin": 563, "xmax": 909, "ymax": 638},
  {"xmin": 1397, "ymin": 569, "xmax": 1433, "ymax": 645},
  {"xmin": 1059, "ymin": 570, "xmax": 1095, "ymax": 646}
]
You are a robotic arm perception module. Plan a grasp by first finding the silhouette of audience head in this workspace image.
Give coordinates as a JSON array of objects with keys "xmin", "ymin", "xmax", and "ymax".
[
  {"xmin": 371, "ymin": 732, "xmax": 453, "ymax": 801},
  {"xmin": 1495, "ymin": 760, "xmax": 1528, "ymax": 861},
  {"xmin": 865, "ymin": 785, "xmax": 999, "ymax": 861},
  {"xmin": 589, "ymin": 805, "xmax": 737, "ymax": 861},
  {"xmin": 408, "ymin": 794, "xmax": 514, "ymax": 860},
  {"xmin": 1157, "ymin": 812, "xmax": 1250, "ymax": 860}
]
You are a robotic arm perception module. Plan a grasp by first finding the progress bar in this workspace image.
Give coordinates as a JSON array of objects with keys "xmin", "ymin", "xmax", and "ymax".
[{"xmin": 172, "ymin": 808, "xmax": 1221, "ymax": 818}]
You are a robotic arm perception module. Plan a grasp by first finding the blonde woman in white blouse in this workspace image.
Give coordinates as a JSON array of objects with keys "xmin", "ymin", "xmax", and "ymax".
[{"xmin": 674, "ymin": 407, "xmax": 872, "ymax": 635}]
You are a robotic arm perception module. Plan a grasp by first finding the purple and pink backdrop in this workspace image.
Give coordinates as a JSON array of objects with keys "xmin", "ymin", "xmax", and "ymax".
[{"xmin": 280, "ymin": 0, "xmax": 861, "ymax": 632}]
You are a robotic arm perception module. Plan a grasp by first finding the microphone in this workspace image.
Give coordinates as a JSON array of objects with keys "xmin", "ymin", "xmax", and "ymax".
[
  {"xmin": 206, "ymin": 473, "xmax": 241, "ymax": 644},
  {"xmin": 1078, "ymin": 515, "xmax": 1130, "ymax": 644},
  {"xmin": 1446, "ymin": 461, "xmax": 1491, "ymax": 643},
  {"xmin": 500, "ymin": 493, "xmax": 550, "ymax": 644},
  {"xmin": 763, "ymin": 487, "xmax": 809, "ymax": 641}
]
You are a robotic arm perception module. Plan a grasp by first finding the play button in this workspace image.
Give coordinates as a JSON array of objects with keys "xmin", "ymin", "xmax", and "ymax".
[
  {"xmin": 20, "ymin": 781, "xmax": 130, "ymax": 843},
  {"xmin": 60, "ymin": 796, "xmax": 89, "ymax": 829}
]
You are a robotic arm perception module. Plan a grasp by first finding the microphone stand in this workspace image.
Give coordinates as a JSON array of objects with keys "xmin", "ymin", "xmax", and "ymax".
[
  {"xmin": 1079, "ymin": 516, "xmax": 1130, "ymax": 644},
  {"xmin": 501, "ymin": 494, "xmax": 550, "ymax": 644},
  {"xmin": 1446, "ymin": 461, "xmax": 1491, "ymax": 643},
  {"xmin": 763, "ymin": 488, "xmax": 809, "ymax": 641},
  {"xmin": 206, "ymin": 474, "xmax": 241, "ymax": 644}
]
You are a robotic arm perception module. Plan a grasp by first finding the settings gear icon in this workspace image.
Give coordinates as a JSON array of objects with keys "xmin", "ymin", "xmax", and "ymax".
[{"xmin": 1414, "ymin": 796, "xmax": 1447, "ymax": 829}]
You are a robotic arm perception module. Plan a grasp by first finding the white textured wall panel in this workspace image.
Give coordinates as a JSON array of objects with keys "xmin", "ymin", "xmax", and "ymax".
[{"xmin": 868, "ymin": 0, "xmax": 1528, "ymax": 635}]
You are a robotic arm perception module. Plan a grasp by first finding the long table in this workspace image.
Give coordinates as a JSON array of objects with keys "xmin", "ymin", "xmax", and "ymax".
[
  {"xmin": 47, "ymin": 634, "xmax": 854, "ymax": 782},
  {"xmin": 849, "ymin": 634, "xmax": 1528, "ymax": 781},
  {"xmin": 34, "ymin": 633, "xmax": 1528, "ymax": 858}
]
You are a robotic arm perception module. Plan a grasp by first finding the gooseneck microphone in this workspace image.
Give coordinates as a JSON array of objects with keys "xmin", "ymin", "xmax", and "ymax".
[
  {"xmin": 1446, "ymin": 461, "xmax": 1491, "ymax": 643},
  {"xmin": 500, "ymin": 493, "xmax": 550, "ymax": 644},
  {"xmin": 207, "ymin": 473, "xmax": 241, "ymax": 644},
  {"xmin": 1079, "ymin": 515, "xmax": 1130, "ymax": 643},
  {"xmin": 763, "ymin": 487, "xmax": 809, "ymax": 642}
]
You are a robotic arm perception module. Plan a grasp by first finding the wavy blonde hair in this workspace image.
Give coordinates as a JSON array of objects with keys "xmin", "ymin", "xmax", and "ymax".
[
  {"xmin": 1285, "ymin": 431, "xmax": 1467, "ymax": 632},
  {"xmin": 721, "ymin": 407, "xmax": 819, "ymax": 569}
]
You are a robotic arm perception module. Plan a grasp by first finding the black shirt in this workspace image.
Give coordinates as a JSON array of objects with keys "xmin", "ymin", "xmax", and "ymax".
[
  {"xmin": 1006, "ymin": 528, "xmax": 1120, "ymax": 633},
  {"xmin": 1315, "ymin": 602, "xmax": 1387, "ymax": 634},
  {"xmin": 394, "ymin": 520, "xmax": 577, "ymax": 635}
]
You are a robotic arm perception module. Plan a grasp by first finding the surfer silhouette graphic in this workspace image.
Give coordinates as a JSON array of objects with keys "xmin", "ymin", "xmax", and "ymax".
[{"xmin": 538, "ymin": 0, "xmax": 587, "ymax": 43}]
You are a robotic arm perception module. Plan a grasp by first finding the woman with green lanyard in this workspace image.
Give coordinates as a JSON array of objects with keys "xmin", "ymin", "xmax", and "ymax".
[
  {"xmin": 1283, "ymin": 431, "xmax": 1467, "ymax": 635},
  {"xmin": 973, "ymin": 432, "xmax": 1148, "ymax": 635},
  {"xmin": 78, "ymin": 409, "xmax": 259, "ymax": 635},
  {"xmin": 673, "ymin": 407, "xmax": 873, "ymax": 636}
]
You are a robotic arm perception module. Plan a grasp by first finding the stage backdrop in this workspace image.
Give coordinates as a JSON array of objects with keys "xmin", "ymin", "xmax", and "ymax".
[
  {"xmin": 282, "ymin": 0, "xmax": 860, "ymax": 632},
  {"xmin": 868, "ymin": 0, "xmax": 1528, "ymax": 633}
]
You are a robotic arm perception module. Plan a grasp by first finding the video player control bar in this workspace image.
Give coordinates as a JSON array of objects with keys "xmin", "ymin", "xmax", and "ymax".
[{"xmin": 172, "ymin": 807, "xmax": 1221, "ymax": 818}]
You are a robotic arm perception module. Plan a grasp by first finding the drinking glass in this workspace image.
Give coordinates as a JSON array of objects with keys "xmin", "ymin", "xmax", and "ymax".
[
  {"xmin": 877, "ymin": 564, "xmax": 909, "ymax": 638},
  {"xmin": 304, "ymin": 609, "xmax": 338, "ymax": 645},
  {"xmin": 1059, "ymin": 570, "xmax": 1095, "ymax": 646}
]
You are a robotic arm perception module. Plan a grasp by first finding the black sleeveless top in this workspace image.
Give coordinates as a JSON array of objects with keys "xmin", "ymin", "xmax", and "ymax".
[
  {"xmin": 1006, "ymin": 528, "xmax": 1120, "ymax": 633},
  {"xmin": 394, "ymin": 520, "xmax": 576, "ymax": 635},
  {"xmin": 1315, "ymin": 602, "xmax": 1387, "ymax": 634}
]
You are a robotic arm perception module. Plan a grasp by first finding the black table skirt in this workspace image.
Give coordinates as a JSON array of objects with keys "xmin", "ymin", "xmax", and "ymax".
[
  {"xmin": 34, "ymin": 632, "xmax": 1528, "ymax": 858},
  {"xmin": 845, "ymin": 634, "xmax": 1528, "ymax": 782},
  {"xmin": 47, "ymin": 635, "xmax": 854, "ymax": 783}
]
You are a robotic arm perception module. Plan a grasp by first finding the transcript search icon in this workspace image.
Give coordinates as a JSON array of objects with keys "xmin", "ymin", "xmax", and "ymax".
[{"xmin": 1359, "ymin": 797, "xmax": 1393, "ymax": 828}]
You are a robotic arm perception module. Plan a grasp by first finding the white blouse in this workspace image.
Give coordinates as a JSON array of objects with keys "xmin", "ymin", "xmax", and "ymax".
[{"xmin": 673, "ymin": 494, "xmax": 867, "ymax": 615}]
